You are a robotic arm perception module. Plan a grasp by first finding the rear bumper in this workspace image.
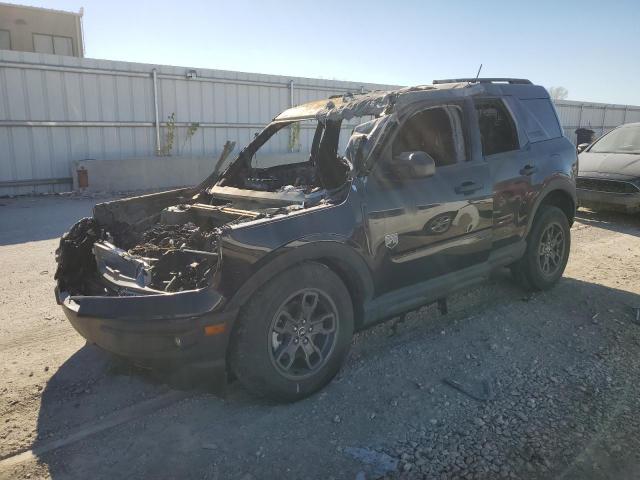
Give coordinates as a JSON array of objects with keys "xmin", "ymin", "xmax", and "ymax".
[
  {"xmin": 56, "ymin": 287, "xmax": 236, "ymax": 369},
  {"xmin": 577, "ymin": 188, "xmax": 640, "ymax": 213}
]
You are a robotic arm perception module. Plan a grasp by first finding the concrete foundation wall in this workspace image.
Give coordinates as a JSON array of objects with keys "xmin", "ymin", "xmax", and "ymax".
[
  {"xmin": 73, "ymin": 152, "xmax": 309, "ymax": 192},
  {"xmin": 72, "ymin": 156, "xmax": 216, "ymax": 193}
]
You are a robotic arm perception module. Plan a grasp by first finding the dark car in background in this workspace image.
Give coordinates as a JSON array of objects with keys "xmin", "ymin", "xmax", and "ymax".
[
  {"xmin": 577, "ymin": 122, "xmax": 640, "ymax": 213},
  {"xmin": 55, "ymin": 78, "xmax": 577, "ymax": 402}
]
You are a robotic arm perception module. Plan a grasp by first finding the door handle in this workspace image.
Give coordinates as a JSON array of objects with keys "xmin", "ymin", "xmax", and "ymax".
[
  {"xmin": 519, "ymin": 164, "xmax": 538, "ymax": 176},
  {"xmin": 455, "ymin": 181, "xmax": 483, "ymax": 195}
]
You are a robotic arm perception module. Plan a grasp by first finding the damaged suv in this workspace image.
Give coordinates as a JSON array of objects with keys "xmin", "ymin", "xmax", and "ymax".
[{"xmin": 55, "ymin": 78, "xmax": 577, "ymax": 401}]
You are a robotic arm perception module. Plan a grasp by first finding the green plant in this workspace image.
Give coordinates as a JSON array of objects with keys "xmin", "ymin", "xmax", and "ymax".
[
  {"xmin": 159, "ymin": 112, "xmax": 176, "ymax": 156},
  {"xmin": 180, "ymin": 122, "xmax": 200, "ymax": 154}
]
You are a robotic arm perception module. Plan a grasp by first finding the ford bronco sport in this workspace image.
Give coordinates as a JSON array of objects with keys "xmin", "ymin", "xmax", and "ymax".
[{"xmin": 55, "ymin": 78, "xmax": 577, "ymax": 401}]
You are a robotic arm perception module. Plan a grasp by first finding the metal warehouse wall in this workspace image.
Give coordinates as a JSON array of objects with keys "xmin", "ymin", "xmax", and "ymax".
[
  {"xmin": 554, "ymin": 99, "xmax": 640, "ymax": 143},
  {"xmin": 0, "ymin": 50, "xmax": 397, "ymax": 196},
  {"xmin": 2, "ymin": 48, "xmax": 640, "ymax": 196}
]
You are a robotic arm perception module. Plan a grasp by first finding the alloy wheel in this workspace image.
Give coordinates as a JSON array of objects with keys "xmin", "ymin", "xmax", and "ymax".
[
  {"xmin": 268, "ymin": 288, "xmax": 339, "ymax": 379},
  {"xmin": 537, "ymin": 222, "xmax": 565, "ymax": 277}
]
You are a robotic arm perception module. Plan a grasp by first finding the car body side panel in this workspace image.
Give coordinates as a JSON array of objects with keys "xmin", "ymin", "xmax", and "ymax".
[
  {"xmin": 525, "ymin": 137, "xmax": 578, "ymax": 226},
  {"xmin": 217, "ymin": 188, "xmax": 373, "ymax": 304},
  {"xmin": 363, "ymin": 162, "xmax": 493, "ymax": 294}
]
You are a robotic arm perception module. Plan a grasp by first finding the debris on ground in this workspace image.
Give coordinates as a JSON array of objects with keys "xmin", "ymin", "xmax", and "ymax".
[
  {"xmin": 442, "ymin": 376, "xmax": 496, "ymax": 402},
  {"xmin": 344, "ymin": 447, "xmax": 398, "ymax": 478}
]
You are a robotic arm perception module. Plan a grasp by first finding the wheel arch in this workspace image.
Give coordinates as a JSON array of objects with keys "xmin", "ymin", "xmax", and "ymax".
[
  {"xmin": 224, "ymin": 240, "xmax": 374, "ymax": 333},
  {"xmin": 528, "ymin": 180, "xmax": 576, "ymax": 233},
  {"xmin": 539, "ymin": 189, "xmax": 575, "ymax": 225}
]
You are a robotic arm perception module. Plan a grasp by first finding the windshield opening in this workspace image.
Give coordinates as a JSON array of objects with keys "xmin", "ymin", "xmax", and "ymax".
[
  {"xmin": 218, "ymin": 114, "xmax": 383, "ymax": 193},
  {"xmin": 590, "ymin": 125, "xmax": 640, "ymax": 154}
]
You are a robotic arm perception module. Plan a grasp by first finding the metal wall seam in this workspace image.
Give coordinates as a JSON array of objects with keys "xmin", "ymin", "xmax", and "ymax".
[
  {"xmin": 2, "ymin": 50, "xmax": 640, "ymax": 195},
  {"xmin": 0, "ymin": 60, "xmax": 382, "ymax": 93}
]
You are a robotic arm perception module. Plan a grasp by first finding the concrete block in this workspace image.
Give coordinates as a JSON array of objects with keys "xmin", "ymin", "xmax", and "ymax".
[{"xmin": 72, "ymin": 152, "xmax": 308, "ymax": 192}]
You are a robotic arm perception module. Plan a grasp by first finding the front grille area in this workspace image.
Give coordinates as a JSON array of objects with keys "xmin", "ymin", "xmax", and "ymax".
[{"xmin": 577, "ymin": 178, "xmax": 640, "ymax": 194}]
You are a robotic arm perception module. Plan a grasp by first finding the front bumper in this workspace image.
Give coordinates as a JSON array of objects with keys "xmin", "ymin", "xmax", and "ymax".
[
  {"xmin": 577, "ymin": 188, "xmax": 640, "ymax": 213},
  {"xmin": 56, "ymin": 286, "xmax": 236, "ymax": 369}
]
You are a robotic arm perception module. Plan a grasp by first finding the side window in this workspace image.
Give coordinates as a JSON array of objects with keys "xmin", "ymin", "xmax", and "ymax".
[
  {"xmin": 392, "ymin": 106, "xmax": 466, "ymax": 167},
  {"xmin": 519, "ymin": 98, "xmax": 562, "ymax": 141},
  {"xmin": 475, "ymin": 100, "xmax": 519, "ymax": 156}
]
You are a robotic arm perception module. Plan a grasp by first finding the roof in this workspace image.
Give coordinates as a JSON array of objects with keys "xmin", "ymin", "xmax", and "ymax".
[
  {"xmin": 0, "ymin": 2, "xmax": 82, "ymax": 17},
  {"xmin": 275, "ymin": 84, "xmax": 464, "ymax": 122},
  {"xmin": 275, "ymin": 79, "xmax": 548, "ymax": 122}
]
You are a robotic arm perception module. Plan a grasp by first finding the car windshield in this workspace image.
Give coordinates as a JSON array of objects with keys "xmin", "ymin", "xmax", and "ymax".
[
  {"xmin": 249, "ymin": 119, "xmax": 351, "ymax": 169},
  {"xmin": 590, "ymin": 125, "xmax": 640, "ymax": 154}
]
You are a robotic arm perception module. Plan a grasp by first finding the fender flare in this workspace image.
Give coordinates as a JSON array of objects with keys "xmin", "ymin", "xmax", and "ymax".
[
  {"xmin": 526, "ymin": 176, "xmax": 577, "ymax": 234},
  {"xmin": 224, "ymin": 238, "xmax": 375, "ymax": 326}
]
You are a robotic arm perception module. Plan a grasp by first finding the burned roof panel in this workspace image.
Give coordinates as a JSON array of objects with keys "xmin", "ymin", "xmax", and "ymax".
[{"xmin": 274, "ymin": 83, "xmax": 475, "ymax": 122}]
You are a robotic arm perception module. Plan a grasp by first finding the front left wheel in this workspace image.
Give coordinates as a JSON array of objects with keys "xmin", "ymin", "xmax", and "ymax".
[{"xmin": 228, "ymin": 262, "xmax": 354, "ymax": 402}]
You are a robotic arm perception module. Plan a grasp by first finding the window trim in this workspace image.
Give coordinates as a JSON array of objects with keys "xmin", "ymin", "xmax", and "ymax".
[
  {"xmin": 473, "ymin": 97, "xmax": 522, "ymax": 157},
  {"xmin": 32, "ymin": 32, "xmax": 75, "ymax": 56},
  {"xmin": 0, "ymin": 29, "xmax": 11, "ymax": 50}
]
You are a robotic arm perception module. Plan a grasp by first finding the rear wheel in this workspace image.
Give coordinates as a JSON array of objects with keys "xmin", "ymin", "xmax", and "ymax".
[
  {"xmin": 511, "ymin": 205, "xmax": 570, "ymax": 291},
  {"xmin": 229, "ymin": 262, "xmax": 354, "ymax": 402}
]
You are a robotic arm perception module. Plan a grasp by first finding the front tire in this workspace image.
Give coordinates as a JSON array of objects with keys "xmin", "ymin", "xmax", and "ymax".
[
  {"xmin": 511, "ymin": 205, "xmax": 571, "ymax": 291},
  {"xmin": 228, "ymin": 262, "xmax": 354, "ymax": 402}
]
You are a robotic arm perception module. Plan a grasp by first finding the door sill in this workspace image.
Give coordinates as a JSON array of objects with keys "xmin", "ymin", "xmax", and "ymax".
[{"xmin": 362, "ymin": 240, "xmax": 525, "ymax": 327}]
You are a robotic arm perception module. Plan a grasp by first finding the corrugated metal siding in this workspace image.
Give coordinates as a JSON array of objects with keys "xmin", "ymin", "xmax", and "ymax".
[
  {"xmin": 553, "ymin": 99, "xmax": 640, "ymax": 142},
  {"xmin": 2, "ymin": 48, "xmax": 640, "ymax": 195},
  {"xmin": 0, "ymin": 50, "xmax": 397, "ymax": 195}
]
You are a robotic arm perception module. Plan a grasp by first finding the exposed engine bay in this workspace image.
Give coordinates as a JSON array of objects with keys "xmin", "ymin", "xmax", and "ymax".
[
  {"xmin": 54, "ymin": 185, "xmax": 338, "ymax": 296},
  {"xmin": 54, "ymin": 116, "xmax": 369, "ymax": 297}
]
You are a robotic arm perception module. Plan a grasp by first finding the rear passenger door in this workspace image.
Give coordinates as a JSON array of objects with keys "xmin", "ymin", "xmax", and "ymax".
[{"xmin": 474, "ymin": 98, "xmax": 536, "ymax": 245}]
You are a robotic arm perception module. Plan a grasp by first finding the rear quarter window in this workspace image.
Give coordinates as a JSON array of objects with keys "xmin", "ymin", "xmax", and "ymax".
[{"xmin": 519, "ymin": 98, "xmax": 562, "ymax": 142}]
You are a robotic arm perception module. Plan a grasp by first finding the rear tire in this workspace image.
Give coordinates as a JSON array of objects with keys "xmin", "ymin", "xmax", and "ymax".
[
  {"xmin": 511, "ymin": 205, "xmax": 570, "ymax": 291},
  {"xmin": 228, "ymin": 262, "xmax": 354, "ymax": 402}
]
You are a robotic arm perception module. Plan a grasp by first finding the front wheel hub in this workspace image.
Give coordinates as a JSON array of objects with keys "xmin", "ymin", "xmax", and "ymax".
[
  {"xmin": 269, "ymin": 288, "xmax": 338, "ymax": 379},
  {"xmin": 537, "ymin": 222, "xmax": 565, "ymax": 277}
]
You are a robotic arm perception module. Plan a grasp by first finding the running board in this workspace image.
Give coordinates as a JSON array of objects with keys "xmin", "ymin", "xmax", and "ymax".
[{"xmin": 362, "ymin": 240, "xmax": 525, "ymax": 326}]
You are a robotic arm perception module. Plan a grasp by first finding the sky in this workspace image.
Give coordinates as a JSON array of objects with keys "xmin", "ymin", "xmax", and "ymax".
[{"xmin": 12, "ymin": 0, "xmax": 640, "ymax": 105}]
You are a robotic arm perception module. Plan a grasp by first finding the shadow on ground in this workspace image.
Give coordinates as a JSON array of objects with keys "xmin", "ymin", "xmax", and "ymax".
[
  {"xmin": 0, "ymin": 197, "xmax": 107, "ymax": 245},
  {"xmin": 28, "ymin": 274, "xmax": 640, "ymax": 480},
  {"xmin": 576, "ymin": 207, "xmax": 640, "ymax": 236}
]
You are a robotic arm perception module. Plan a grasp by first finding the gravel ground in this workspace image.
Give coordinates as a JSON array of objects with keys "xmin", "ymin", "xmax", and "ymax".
[{"xmin": 0, "ymin": 196, "xmax": 639, "ymax": 480}]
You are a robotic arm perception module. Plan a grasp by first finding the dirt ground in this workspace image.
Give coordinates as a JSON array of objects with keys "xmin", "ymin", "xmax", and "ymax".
[{"xmin": 1, "ymin": 195, "xmax": 640, "ymax": 480}]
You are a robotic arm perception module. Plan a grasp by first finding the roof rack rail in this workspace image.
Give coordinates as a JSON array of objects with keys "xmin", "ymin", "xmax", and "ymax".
[{"xmin": 432, "ymin": 78, "xmax": 532, "ymax": 85}]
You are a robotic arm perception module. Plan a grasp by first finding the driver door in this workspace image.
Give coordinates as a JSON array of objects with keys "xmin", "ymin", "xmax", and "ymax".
[{"xmin": 364, "ymin": 101, "xmax": 493, "ymax": 294}]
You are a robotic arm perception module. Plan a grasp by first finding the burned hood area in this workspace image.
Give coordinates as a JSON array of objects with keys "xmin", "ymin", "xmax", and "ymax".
[{"xmin": 54, "ymin": 202, "xmax": 225, "ymax": 296}]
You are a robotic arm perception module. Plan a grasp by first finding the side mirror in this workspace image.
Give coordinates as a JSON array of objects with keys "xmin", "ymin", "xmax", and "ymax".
[
  {"xmin": 577, "ymin": 143, "xmax": 589, "ymax": 153},
  {"xmin": 392, "ymin": 151, "xmax": 436, "ymax": 178}
]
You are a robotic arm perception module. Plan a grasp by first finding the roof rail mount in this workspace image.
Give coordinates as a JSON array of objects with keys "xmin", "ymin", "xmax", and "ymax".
[{"xmin": 432, "ymin": 78, "xmax": 532, "ymax": 85}]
